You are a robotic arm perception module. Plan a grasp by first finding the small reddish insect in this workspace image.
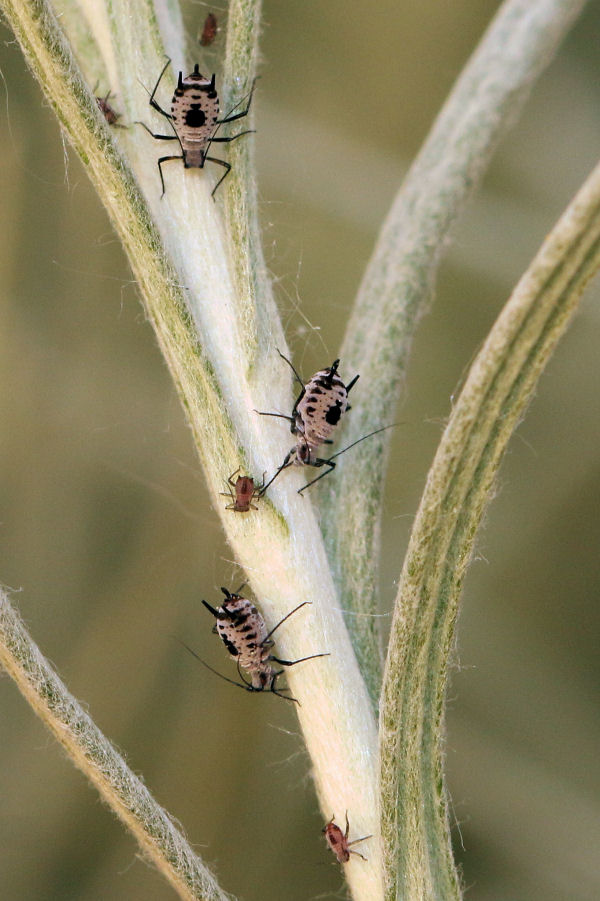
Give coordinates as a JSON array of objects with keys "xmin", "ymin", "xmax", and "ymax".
[
  {"xmin": 95, "ymin": 90, "xmax": 124, "ymax": 127},
  {"xmin": 323, "ymin": 812, "xmax": 371, "ymax": 863},
  {"xmin": 180, "ymin": 588, "xmax": 328, "ymax": 703},
  {"xmin": 221, "ymin": 469, "xmax": 263, "ymax": 512},
  {"xmin": 138, "ymin": 57, "xmax": 255, "ymax": 196},
  {"xmin": 199, "ymin": 12, "xmax": 218, "ymax": 46}
]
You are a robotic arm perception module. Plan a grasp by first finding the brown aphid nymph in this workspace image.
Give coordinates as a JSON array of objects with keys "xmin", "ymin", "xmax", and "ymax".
[
  {"xmin": 200, "ymin": 12, "xmax": 218, "ymax": 46},
  {"xmin": 138, "ymin": 58, "xmax": 255, "ymax": 196},
  {"xmin": 95, "ymin": 90, "xmax": 124, "ymax": 127},
  {"xmin": 221, "ymin": 469, "xmax": 263, "ymax": 512},
  {"xmin": 323, "ymin": 812, "xmax": 371, "ymax": 863}
]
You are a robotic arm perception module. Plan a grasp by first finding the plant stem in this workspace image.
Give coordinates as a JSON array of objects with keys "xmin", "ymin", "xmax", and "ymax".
[
  {"xmin": 319, "ymin": 0, "xmax": 588, "ymax": 706},
  {"xmin": 0, "ymin": 589, "xmax": 230, "ymax": 901},
  {"xmin": 379, "ymin": 158, "xmax": 600, "ymax": 901},
  {"xmin": 0, "ymin": 2, "xmax": 382, "ymax": 898}
]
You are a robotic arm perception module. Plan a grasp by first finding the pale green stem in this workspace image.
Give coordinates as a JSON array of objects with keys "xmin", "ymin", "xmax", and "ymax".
[
  {"xmin": 379, "ymin": 160, "xmax": 600, "ymax": 901},
  {"xmin": 0, "ymin": 2, "xmax": 381, "ymax": 898},
  {"xmin": 318, "ymin": 0, "xmax": 587, "ymax": 705},
  {"xmin": 0, "ymin": 589, "xmax": 230, "ymax": 901}
]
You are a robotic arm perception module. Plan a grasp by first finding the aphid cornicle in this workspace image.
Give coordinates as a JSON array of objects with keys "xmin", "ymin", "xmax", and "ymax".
[
  {"xmin": 138, "ymin": 58, "xmax": 255, "ymax": 196},
  {"xmin": 182, "ymin": 588, "xmax": 328, "ymax": 703},
  {"xmin": 323, "ymin": 812, "xmax": 371, "ymax": 863},
  {"xmin": 221, "ymin": 469, "xmax": 263, "ymax": 513}
]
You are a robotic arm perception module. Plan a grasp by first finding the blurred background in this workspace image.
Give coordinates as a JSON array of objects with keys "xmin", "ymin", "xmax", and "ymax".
[{"xmin": 1, "ymin": 1, "xmax": 599, "ymax": 899}]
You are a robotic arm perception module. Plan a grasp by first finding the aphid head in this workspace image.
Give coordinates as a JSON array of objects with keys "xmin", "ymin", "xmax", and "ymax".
[{"xmin": 294, "ymin": 440, "xmax": 317, "ymax": 466}]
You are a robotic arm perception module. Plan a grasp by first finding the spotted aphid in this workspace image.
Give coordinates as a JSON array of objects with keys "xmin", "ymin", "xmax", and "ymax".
[
  {"xmin": 138, "ymin": 58, "xmax": 255, "ymax": 196},
  {"xmin": 323, "ymin": 812, "xmax": 371, "ymax": 863},
  {"xmin": 199, "ymin": 12, "xmax": 218, "ymax": 46},
  {"xmin": 258, "ymin": 352, "xmax": 391, "ymax": 494},
  {"xmin": 182, "ymin": 589, "xmax": 328, "ymax": 703},
  {"xmin": 95, "ymin": 90, "xmax": 124, "ymax": 127},
  {"xmin": 221, "ymin": 469, "xmax": 263, "ymax": 513}
]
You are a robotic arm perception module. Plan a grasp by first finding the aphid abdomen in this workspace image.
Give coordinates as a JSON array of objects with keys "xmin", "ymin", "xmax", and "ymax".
[
  {"xmin": 170, "ymin": 68, "xmax": 219, "ymax": 167},
  {"xmin": 216, "ymin": 596, "xmax": 269, "ymax": 672},
  {"xmin": 297, "ymin": 368, "xmax": 349, "ymax": 446}
]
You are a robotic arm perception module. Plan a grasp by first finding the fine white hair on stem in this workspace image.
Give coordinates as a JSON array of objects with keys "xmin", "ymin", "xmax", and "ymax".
[
  {"xmin": 0, "ymin": 1, "xmax": 597, "ymax": 900},
  {"xmin": 0, "ymin": 588, "xmax": 230, "ymax": 901}
]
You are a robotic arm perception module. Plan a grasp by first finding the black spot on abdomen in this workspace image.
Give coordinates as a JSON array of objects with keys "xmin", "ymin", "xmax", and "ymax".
[
  {"xmin": 223, "ymin": 637, "xmax": 239, "ymax": 656},
  {"xmin": 186, "ymin": 107, "xmax": 207, "ymax": 128},
  {"xmin": 325, "ymin": 404, "xmax": 342, "ymax": 425}
]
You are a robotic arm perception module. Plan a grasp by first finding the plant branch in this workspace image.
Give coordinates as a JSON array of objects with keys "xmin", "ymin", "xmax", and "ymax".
[
  {"xmin": 0, "ymin": 2, "xmax": 382, "ymax": 898},
  {"xmin": 0, "ymin": 589, "xmax": 231, "ymax": 901},
  {"xmin": 318, "ymin": 0, "xmax": 588, "ymax": 705},
  {"xmin": 379, "ymin": 158, "xmax": 600, "ymax": 901}
]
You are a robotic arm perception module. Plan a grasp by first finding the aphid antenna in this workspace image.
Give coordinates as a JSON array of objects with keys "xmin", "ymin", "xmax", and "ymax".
[
  {"xmin": 213, "ymin": 76, "xmax": 259, "ymax": 129},
  {"xmin": 276, "ymin": 348, "xmax": 305, "ymax": 389},
  {"xmin": 174, "ymin": 637, "xmax": 299, "ymax": 703},
  {"xmin": 297, "ymin": 423, "xmax": 398, "ymax": 494},
  {"xmin": 257, "ymin": 452, "xmax": 293, "ymax": 495},
  {"xmin": 326, "ymin": 422, "xmax": 398, "ymax": 463},
  {"xmin": 262, "ymin": 600, "xmax": 311, "ymax": 641},
  {"xmin": 254, "ymin": 409, "xmax": 296, "ymax": 424},
  {"xmin": 222, "ymin": 583, "xmax": 247, "ymax": 597}
]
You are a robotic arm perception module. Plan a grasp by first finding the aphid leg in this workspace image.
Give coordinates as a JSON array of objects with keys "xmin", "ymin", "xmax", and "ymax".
[
  {"xmin": 175, "ymin": 638, "xmax": 253, "ymax": 693},
  {"xmin": 136, "ymin": 122, "xmax": 178, "ymax": 142},
  {"xmin": 157, "ymin": 155, "xmax": 184, "ymax": 196},
  {"xmin": 298, "ymin": 424, "xmax": 397, "ymax": 494},
  {"xmin": 270, "ymin": 670, "xmax": 300, "ymax": 704},
  {"xmin": 254, "ymin": 410, "xmax": 296, "ymax": 423},
  {"xmin": 216, "ymin": 77, "xmax": 257, "ymax": 126},
  {"xmin": 297, "ymin": 459, "xmax": 336, "ymax": 494},
  {"xmin": 344, "ymin": 810, "xmax": 372, "ymax": 860},
  {"xmin": 269, "ymin": 652, "xmax": 330, "ymax": 667},
  {"xmin": 263, "ymin": 601, "xmax": 311, "ymax": 641},
  {"xmin": 205, "ymin": 156, "xmax": 231, "ymax": 197},
  {"xmin": 209, "ymin": 129, "xmax": 255, "ymax": 144},
  {"xmin": 259, "ymin": 452, "xmax": 294, "ymax": 494},
  {"xmin": 276, "ymin": 348, "xmax": 305, "ymax": 389},
  {"xmin": 236, "ymin": 660, "xmax": 254, "ymax": 690},
  {"xmin": 148, "ymin": 57, "xmax": 174, "ymax": 120},
  {"xmin": 227, "ymin": 468, "xmax": 241, "ymax": 487}
]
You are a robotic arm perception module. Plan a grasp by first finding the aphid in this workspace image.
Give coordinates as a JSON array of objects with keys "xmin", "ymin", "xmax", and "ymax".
[
  {"xmin": 258, "ymin": 351, "xmax": 391, "ymax": 494},
  {"xmin": 258, "ymin": 351, "xmax": 357, "ymax": 462},
  {"xmin": 221, "ymin": 469, "xmax": 263, "ymax": 512},
  {"xmin": 323, "ymin": 812, "xmax": 371, "ymax": 863},
  {"xmin": 95, "ymin": 90, "xmax": 124, "ymax": 127},
  {"xmin": 138, "ymin": 58, "xmax": 255, "ymax": 196},
  {"xmin": 181, "ymin": 588, "xmax": 328, "ymax": 703},
  {"xmin": 199, "ymin": 12, "xmax": 218, "ymax": 46}
]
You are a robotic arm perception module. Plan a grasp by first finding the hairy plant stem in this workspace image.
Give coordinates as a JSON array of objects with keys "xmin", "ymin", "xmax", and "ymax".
[
  {"xmin": 379, "ymin": 159, "xmax": 600, "ymax": 901},
  {"xmin": 0, "ymin": 589, "xmax": 229, "ymax": 901},
  {"xmin": 0, "ymin": 1, "xmax": 381, "ymax": 898},
  {"xmin": 318, "ymin": 0, "xmax": 588, "ymax": 706}
]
